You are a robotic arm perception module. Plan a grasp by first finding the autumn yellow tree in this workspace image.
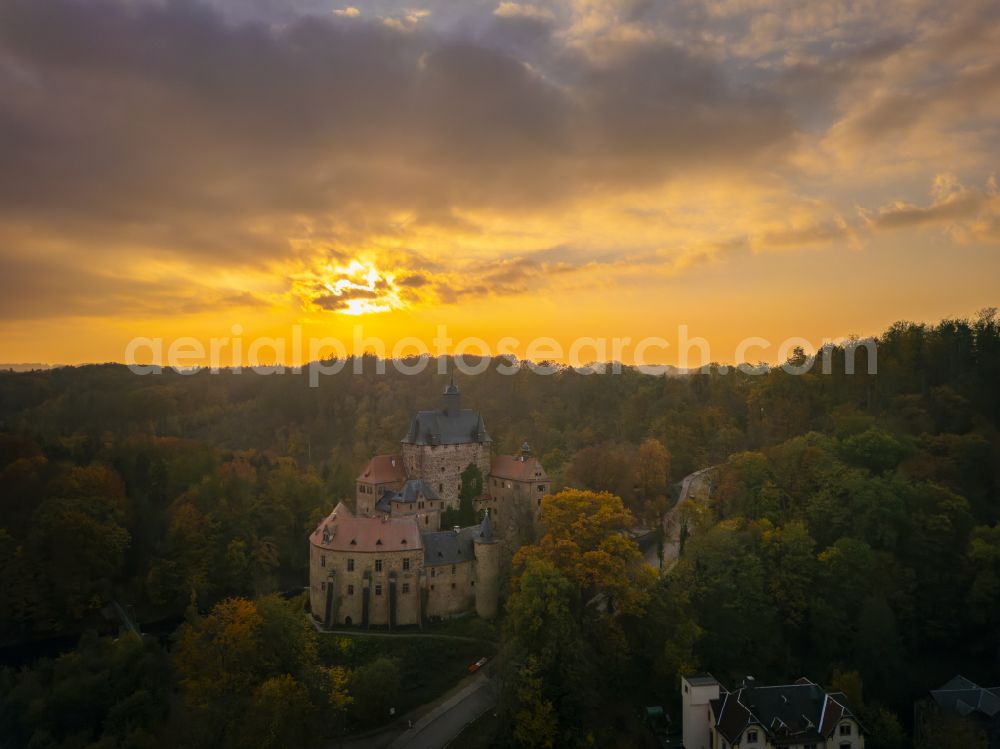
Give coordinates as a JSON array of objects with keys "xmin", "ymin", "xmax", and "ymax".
[{"xmin": 515, "ymin": 489, "xmax": 655, "ymax": 616}]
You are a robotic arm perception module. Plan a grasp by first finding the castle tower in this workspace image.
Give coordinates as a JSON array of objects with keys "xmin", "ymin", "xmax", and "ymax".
[{"xmin": 473, "ymin": 510, "xmax": 500, "ymax": 619}]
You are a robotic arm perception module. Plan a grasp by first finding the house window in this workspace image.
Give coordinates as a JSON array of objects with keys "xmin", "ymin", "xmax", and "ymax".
[
  {"xmin": 347, "ymin": 584, "xmax": 354, "ymax": 595},
  {"xmin": 402, "ymin": 583, "xmax": 410, "ymax": 593},
  {"xmin": 403, "ymin": 558, "xmax": 410, "ymax": 571},
  {"xmin": 840, "ymin": 724, "xmax": 852, "ymax": 736},
  {"xmin": 375, "ymin": 584, "xmax": 382, "ymax": 595},
  {"xmin": 347, "ymin": 558, "xmax": 354, "ymax": 572},
  {"xmin": 375, "ymin": 559, "xmax": 383, "ymax": 572},
  {"xmin": 804, "ymin": 744, "xmax": 817, "ymax": 749},
  {"xmin": 747, "ymin": 730, "xmax": 758, "ymax": 743},
  {"xmin": 321, "ymin": 555, "xmax": 326, "ymax": 568}
]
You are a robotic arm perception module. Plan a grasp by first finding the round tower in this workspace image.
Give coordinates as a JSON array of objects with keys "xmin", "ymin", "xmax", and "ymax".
[{"xmin": 473, "ymin": 510, "xmax": 500, "ymax": 619}]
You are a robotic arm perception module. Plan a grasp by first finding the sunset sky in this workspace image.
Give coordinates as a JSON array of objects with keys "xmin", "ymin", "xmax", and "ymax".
[{"xmin": 1, "ymin": 0, "xmax": 998, "ymax": 366}]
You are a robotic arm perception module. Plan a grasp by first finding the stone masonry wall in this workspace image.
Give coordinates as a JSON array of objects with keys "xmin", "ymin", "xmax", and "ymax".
[{"xmin": 401, "ymin": 442, "xmax": 492, "ymax": 507}]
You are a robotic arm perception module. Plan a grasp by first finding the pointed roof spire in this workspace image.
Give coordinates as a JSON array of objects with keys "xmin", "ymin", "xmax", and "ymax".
[{"xmin": 478, "ymin": 509, "xmax": 493, "ymax": 541}]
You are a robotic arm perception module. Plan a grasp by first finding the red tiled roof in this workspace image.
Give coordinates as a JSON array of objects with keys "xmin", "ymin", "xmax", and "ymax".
[
  {"xmin": 310, "ymin": 502, "xmax": 422, "ymax": 553},
  {"xmin": 358, "ymin": 454, "xmax": 406, "ymax": 484},
  {"xmin": 491, "ymin": 455, "xmax": 548, "ymax": 482}
]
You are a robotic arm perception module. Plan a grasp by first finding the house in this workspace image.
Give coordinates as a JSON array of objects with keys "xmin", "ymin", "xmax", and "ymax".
[{"xmin": 681, "ymin": 674, "xmax": 865, "ymax": 749}]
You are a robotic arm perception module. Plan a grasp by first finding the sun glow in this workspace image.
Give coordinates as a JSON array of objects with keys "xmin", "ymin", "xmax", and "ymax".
[{"xmin": 297, "ymin": 259, "xmax": 406, "ymax": 316}]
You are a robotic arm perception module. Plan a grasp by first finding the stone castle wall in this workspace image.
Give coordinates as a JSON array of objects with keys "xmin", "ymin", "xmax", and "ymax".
[
  {"xmin": 401, "ymin": 442, "xmax": 492, "ymax": 507},
  {"xmin": 423, "ymin": 560, "xmax": 477, "ymax": 618}
]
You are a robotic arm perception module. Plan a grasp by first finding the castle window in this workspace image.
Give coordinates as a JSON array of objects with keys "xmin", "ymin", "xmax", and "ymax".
[
  {"xmin": 358, "ymin": 483, "xmax": 364, "ymax": 493},
  {"xmin": 321, "ymin": 555, "xmax": 326, "ymax": 568},
  {"xmin": 403, "ymin": 558, "xmax": 410, "ymax": 571},
  {"xmin": 430, "ymin": 584, "xmax": 435, "ymax": 590},
  {"xmin": 425, "ymin": 516, "xmax": 429, "ymax": 525},
  {"xmin": 347, "ymin": 559, "xmax": 355, "ymax": 572},
  {"xmin": 402, "ymin": 583, "xmax": 410, "ymax": 593},
  {"xmin": 451, "ymin": 583, "xmax": 456, "ymax": 589},
  {"xmin": 375, "ymin": 584, "xmax": 382, "ymax": 596},
  {"xmin": 347, "ymin": 584, "xmax": 354, "ymax": 595},
  {"xmin": 431, "ymin": 568, "xmax": 436, "ymax": 578},
  {"xmin": 321, "ymin": 582, "xmax": 326, "ymax": 590},
  {"xmin": 538, "ymin": 484, "xmax": 546, "ymax": 492},
  {"xmin": 375, "ymin": 559, "xmax": 383, "ymax": 572},
  {"xmin": 451, "ymin": 564, "xmax": 456, "ymax": 575},
  {"xmin": 439, "ymin": 483, "xmax": 443, "ymax": 493},
  {"xmin": 471, "ymin": 580, "xmax": 475, "ymax": 587}
]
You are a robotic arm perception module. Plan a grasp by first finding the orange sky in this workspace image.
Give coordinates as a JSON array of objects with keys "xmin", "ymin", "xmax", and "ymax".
[{"xmin": 1, "ymin": 0, "xmax": 998, "ymax": 367}]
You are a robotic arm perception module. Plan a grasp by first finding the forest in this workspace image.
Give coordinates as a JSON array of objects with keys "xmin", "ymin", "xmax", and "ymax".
[{"xmin": 1, "ymin": 311, "xmax": 999, "ymax": 748}]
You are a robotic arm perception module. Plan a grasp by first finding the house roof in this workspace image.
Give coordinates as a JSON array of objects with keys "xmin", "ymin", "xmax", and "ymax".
[
  {"xmin": 491, "ymin": 454, "xmax": 547, "ymax": 482},
  {"xmin": 932, "ymin": 676, "xmax": 1000, "ymax": 718},
  {"xmin": 310, "ymin": 502, "xmax": 422, "ymax": 553},
  {"xmin": 357, "ymin": 454, "xmax": 406, "ymax": 484},
  {"xmin": 712, "ymin": 680, "xmax": 861, "ymax": 745},
  {"xmin": 423, "ymin": 524, "xmax": 481, "ymax": 565}
]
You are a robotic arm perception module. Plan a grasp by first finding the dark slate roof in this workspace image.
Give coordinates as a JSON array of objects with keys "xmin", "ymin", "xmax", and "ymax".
[
  {"xmin": 422, "ymin": 524, "xmax": 481, "ymax": 565},
  {"xmin": 476, "ymin": 510, "xmax": 494, "ymax": 542},
  {"xmin": 401, "ymin": 383, "xmax": 490, "ymax": 446},
  {"xmin": 403, "ymin": 408, "xmax": 490, "ymax": 445},
  {"xmin": 374, "ymin": 489, "xmax": 396, "ymax": 513},
  {"xmin": 932, "ymin": 676, "xmax": 1000, "ymax": 718},
  {"xmin": 713, "ymin": 680, "xmax": 861, "ymax": 745},
  {"xmin": 375, "ymin": 479, "xmax": 440, "ymax": 512}
]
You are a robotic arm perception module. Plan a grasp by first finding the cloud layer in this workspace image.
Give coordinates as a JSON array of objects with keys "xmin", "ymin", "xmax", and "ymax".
[{"xmin": 0, "ymin": 0, "xmax": 998, "ymax": 359}]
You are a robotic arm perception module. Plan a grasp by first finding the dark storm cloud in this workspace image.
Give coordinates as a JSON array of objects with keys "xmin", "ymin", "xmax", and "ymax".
[{"xmin": 0, "ymin": 0, "xmax": 794, "ymax": 266}]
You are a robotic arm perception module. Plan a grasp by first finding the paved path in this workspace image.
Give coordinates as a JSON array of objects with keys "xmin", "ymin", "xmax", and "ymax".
[{"xmin": 387, "ymin": 673, "xmax": 496, "ymax": 749}]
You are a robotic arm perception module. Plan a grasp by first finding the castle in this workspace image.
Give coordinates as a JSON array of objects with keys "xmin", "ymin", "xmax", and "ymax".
[{"xmin": 309, "ymin": 381, "xmax": 549, "ymax": 628}]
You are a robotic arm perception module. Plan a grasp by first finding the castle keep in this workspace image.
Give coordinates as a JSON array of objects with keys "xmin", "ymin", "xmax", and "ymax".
[{"xmin": 309, "ymin": 382, "xmax": 548, "ymax": 628}]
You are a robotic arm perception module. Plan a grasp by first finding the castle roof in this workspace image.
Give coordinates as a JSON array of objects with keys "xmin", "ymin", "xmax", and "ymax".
[
  {"xmin": 375, "ymin": 479, "xmax": 440, "ymax": 512},
  {"xmin": 310, "ymin": 502, "xmax": 422, "ymax": 553},
  {"xmin": 476, "ymin": 510, "xmax": 494, "ymax": 542},
  {"xmin": 423, "ymin": 524, "xmax": 482, "ymax": 565},
  {"xmin": 357, "ymin": 454, "xmax": 405, "ymax": 484},
  {"xmin": 402, "ymin": 382, "xmax": 490, "ymax": 446},
  {"xmin": 491, "ymin": 454, "xmax": 547, "ymax": 482}
]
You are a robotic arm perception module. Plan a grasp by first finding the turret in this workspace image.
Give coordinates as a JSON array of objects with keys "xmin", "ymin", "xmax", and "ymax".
[
  {"xmin": 443, "ymin": 378, "xmax": 461, "ymax": 418},
  {"xmin": 473, "ymin": 510, "xmax": 499, "ymax": 619}
]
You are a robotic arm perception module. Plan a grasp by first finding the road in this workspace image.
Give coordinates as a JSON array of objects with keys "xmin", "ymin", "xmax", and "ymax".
[
  {"xmin": 659, "ymin": 466, "xmax": 717, "ymax": 567},
  {"xmin": 336, "ymin": 670, "xmax": 497, "ymax": 749}
]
